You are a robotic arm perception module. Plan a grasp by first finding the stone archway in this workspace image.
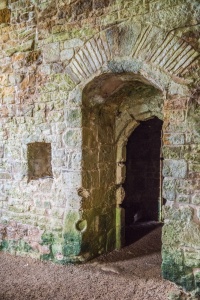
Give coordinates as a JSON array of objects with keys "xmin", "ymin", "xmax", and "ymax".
[
  {"xmin": 63, "ymin": 22, "xmax": 199, "ymax": 291},
  {"xmin": 81, "ymin": 72, "xmax": 165, "ymax": 257}
]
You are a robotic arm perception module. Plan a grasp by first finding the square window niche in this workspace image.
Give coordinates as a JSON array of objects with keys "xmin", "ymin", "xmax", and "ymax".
[{"xmin": 27, "ymin": 142, "xmax": 53, "ymax": 181}]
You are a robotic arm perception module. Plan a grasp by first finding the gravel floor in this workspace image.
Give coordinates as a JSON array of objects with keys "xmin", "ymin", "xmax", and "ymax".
[{"xmin": 0, "ymin": 225, "xmax": 185, "ymax": 300}]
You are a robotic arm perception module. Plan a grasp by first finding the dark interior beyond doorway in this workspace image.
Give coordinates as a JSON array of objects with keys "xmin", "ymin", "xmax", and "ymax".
[{"xmin": 121, "ymin": 117, "xmax": 163, "ymax": 245}]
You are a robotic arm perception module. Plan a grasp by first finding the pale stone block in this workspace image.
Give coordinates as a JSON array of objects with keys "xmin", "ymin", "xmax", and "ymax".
[
  {"xmin": 65, "ymin": 151, "xmax": 82, "ymax": 170},
  {"xmin": 177, "ymin": 194, "xmax": 190, "ymax": 203},
  {"xmin": 116, "ymin": 144, "xmax": 126, "ymax": 163},
  {"xmin": 163, "ymin": 159, "xmax": 187, "ymax": 179},
  {"xmin": 116, "ymin": 162, "xmax": 126, "ymax": 184},
  {"xmin": 85, "ymin": 41, "xmax": 100, "ymax": 70},
  {"xmin": 65, "ymin": 108, "xmax": 82, "ymax": 128},
  {"xmin": 162, "ymin": 177, "xmax": 176, "ymax": 201},
  {"xmin": 82, "ymin": 46, "xmax": 97, "ymax": 73},
  {"xmin": 116, "ymin": 186, "xmax": 125, "ymax": 205},
  {"xmin": 130, "ymin": 104, "xmax": 149, "ymax": 118},
  {"xmin": 62, "ymin": 129, "xmax": 82, "ymax": 148},
  {"xmin": 191, "ymin": 194, "xmax": 200, "ymax": 205},
  {"xmin": 62, "ymin": 171, "xmax": 81, "ymax": 188},
  {"xmin": 60, "ymin": 48, "xmax": 74, "ymax": 61},
  {"xmin": 64, "ymin": 38, "xmax": 84, "ymax": 49},
  {"xmin": 43, "ymin": 42, "xmax": 60, "ymax": 63}
]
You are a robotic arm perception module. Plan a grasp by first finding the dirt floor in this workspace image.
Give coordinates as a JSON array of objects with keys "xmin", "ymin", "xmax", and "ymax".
[{"xmin": 0, "ymin": 224, "xmax": 189, "ymax": 300}]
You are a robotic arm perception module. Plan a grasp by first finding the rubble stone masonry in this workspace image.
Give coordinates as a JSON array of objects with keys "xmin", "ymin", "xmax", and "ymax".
[{"xmin": 0, "ymin": 0, "xmax": 200, "ymax": 293}]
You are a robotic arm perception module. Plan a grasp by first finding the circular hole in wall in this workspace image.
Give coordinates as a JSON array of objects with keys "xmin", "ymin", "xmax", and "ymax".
[{"xmin": 76, "ymin": 220, "xmax": 87, "ymax": 232}]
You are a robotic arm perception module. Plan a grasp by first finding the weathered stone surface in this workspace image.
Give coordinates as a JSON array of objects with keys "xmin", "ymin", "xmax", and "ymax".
[
  {"xmin": 43, "ymin": 43, "xmax": 60, "ymax": 63},
  {"xmin": 60, "ymin": 48, "xmax": 74, "ymax": 61},
  {"xmin": 162, "ymin": 178, "xmax": 176, "ymax": 201},
  {"xmin": 163, "ymin": 133, "xmax": 185, "ymax": 145},
  {"xmin": 163, "ymin": 159, "xmax": 187, "ymax": 179},
  {"xmin": 191, "ymin": 194, "xmax": 200, "ymax": 205},
  {"xmin": 0, "ymin": 0, "xmax": 199, "ymax": 293}
]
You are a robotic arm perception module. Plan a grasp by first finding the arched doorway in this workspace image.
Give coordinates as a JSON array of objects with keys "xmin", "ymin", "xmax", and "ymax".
[
  {"xmin": 81, "ymin": 73, "xmax": 165, "ymax": 257},
  {"xmin": 121, "ymin": 117, "xmax": 163, "ymax": 245}
]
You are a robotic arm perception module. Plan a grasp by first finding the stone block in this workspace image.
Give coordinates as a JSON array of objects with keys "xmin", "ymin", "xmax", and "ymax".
[
  {"xmin": 184, "ymin": 250, "xmax": 200, "ymax": 268},
  {"xmin": 163, "ymin": 133, "xmax": 185, "ymax": 145},
  {"xmin": 163, "ymin": 159, "xmax": 187, "ymax": 178},
  {"xmin": 67, "ymin": 87, "xmax": 82, "ymax": 107},
  {"xmin": 162, "ymin": 178, "xmax": 176, "ymax": 201},
  {"xmin": 194, "ymin": 270, "xmax": 200, "ymax": 291},
  {"xmin": 175, "ymin": 179, "xmax": 193, "ymax": 195},
  {"xmin": 65, "ymin": 108, "xmax": 82, "ymax": 128},
  {"xmin": 65, "ymin": 189, "xmax": 82, "ymax": 210},
  {"xmin": 64, "ymin": 38, "xmax": 84, "ymax": 49},
  {"xmin": 182, "ymin": 221, "xmax": 200, "ymax": 248},
  {"xmin": 65, "ymin": 151, "xmax": 82, "ymax": 170},
  {"xmin": 116, "ymin": 186, "xmax": 125, "ymax": 206},
  {"xmin": 62, "ymin": 171, "xmax": 81, "ymax": 189},
  {"xmin": 189, "ymin": 164, "xmax": 200, "ymax": 173},
  {"xmin": 60, "ymin": 48, "xmax": 74, "ymax": 61},
  {"xmin": 0, "ymin": 172, "xmax": 11, "ymax": 180},
  {"xmin": 191, "ymin": 194, "xmax": 200, "ymax": 205},
  {"xmin": 116, "ymin": 144, "xmax": 126, "ymax": 163},
  {"xmin": 52, "ymin": 31, "xmax": 71, "ymax": 42},
  {"xmin": 116, "ymin": 162, "xmax": 126, "ymax": 185},
  {"xmin": 62, "ymin": 129, "xmax": 82, "ymax": 148},
  {"xmin": 177, "ymin": 194, "xmax": 190, "ymax": 203},
  {"xmin": 162, "ymin": 146, "xmax": 181, "ymax": 159},
  {"xmin": 6, "ymin": 40, "xmax": 34, "ymax": 56},
  {"xmin": 43, "ymin": 42, "xmax": 60, "ymax": 63},
  {"xmin": 183, "ymin": 144, "xmax": 200, "ymax": 163},
  {"xmin": 164, "ymin": 97, "xmax": 188, "ymax": 110}
]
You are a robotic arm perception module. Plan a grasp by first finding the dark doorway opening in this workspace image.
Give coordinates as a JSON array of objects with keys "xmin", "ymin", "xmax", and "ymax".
[{"xmin": 121, "ymin": 117, "xmax": 163, "ymax": 246}]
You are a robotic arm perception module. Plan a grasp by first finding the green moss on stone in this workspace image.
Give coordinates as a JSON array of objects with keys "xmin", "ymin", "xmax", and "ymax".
[
  {"xmin": 0, "ymin": 240, "xmax": 9, "ymax": 250},
  {"xmin": 41, "ymin": 232, "xmax": 54, "ymax": 245},
  {"xmin": 41, "ymin": 249, "xmax": 54, "ymax": 262},
  {"xmin": 63, "ymin": 242, "xmax": 81, "ymax": 256},
  {"xmin": 0, "ymin": 239, "xmax": 33, "ymax": 254},
  {"xmin": 162, "ymin": 250, "xmax": 195, "ymax": 291}
]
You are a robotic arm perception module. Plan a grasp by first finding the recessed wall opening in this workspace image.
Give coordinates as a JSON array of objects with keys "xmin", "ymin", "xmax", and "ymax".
[
  {"xmin": 27, "ymin": 142, "xmax": 53, "ymax": 182},
  {"xmin": 121, "ymin": 117, "xmax": 163, "ymax": 245},
  {"xmin": 82, "ymin": 73, "xmax": 165, "ymax": 257}
]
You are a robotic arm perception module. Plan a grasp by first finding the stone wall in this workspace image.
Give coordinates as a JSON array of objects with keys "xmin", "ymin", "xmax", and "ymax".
[
  {"xmin": 162, "ymin": 93, "xmax": 200, "ymax": 292},
  {"xmin": 0, "ymin": 0, "xmax": 200, "ymax": 293}
]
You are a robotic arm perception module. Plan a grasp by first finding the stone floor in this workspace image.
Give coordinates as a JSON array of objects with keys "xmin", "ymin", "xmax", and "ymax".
[{"xmin": 0, "ymin": 225, "xmax": 189, "ymax": 300}]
